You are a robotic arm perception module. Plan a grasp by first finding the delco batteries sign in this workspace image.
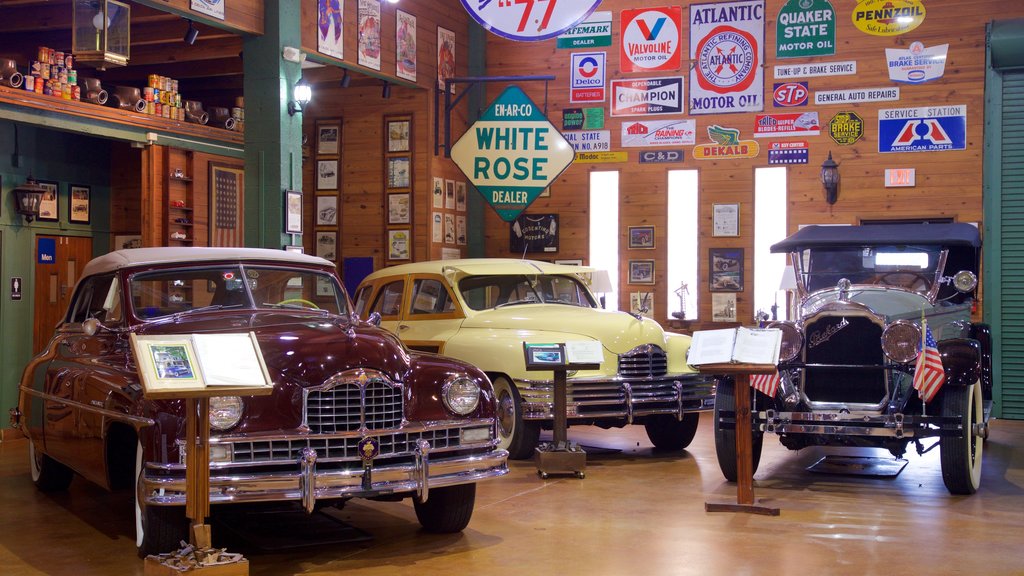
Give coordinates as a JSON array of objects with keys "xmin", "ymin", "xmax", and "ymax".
[
  {"xmin": 878, "ymin": 105, "xmax": 967, "ymax": 153},
  {"xmin": 570, "ymin": 52, "xmax": 606, "ymax": 103},
  {"xmin": 450, "ymin": 86, "xmax": 575, "ymax": 221}
]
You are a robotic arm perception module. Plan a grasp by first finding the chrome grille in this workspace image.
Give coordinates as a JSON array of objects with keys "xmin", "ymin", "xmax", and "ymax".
[
  {"xmin": 617, "ymin": 345, "xmax": 668, "ymax": 378},
  {"xmin": 802, "ymin": 314, "xmax": 887, "ymax": 404},
  {"xmin": 305, "ymin": 372, "xmax": 403, "ymax": 433},
  {"xmin": 231, "ymin": 428, "xmax": 461, "ymax": 463}
]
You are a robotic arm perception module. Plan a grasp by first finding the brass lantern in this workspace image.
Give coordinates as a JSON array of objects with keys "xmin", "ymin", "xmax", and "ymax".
[{"xmin": 72, "ymin": 0, "xmax": 131, "ymax": 68}]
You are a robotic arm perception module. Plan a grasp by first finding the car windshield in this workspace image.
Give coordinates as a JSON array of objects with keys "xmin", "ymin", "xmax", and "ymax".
[
  {"xmin": 129, "ymin": 264, "xmax": 347, "ymax": 320},
  {"xmin": 457, "ymin": 274, "xmax": 596, "ymax": 311},
  {"xmin": 799, "ymin": 245, "xmax": 943, "ymax": 294}
]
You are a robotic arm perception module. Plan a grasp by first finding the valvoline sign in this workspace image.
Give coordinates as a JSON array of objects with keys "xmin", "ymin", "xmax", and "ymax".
[
  {"xmin": 620, "ymin": 6, "xmax": 682, "ymax": 72},
  {"xmin": 773, "ymin": 82, "xmax": 809, "ymax": 106}
]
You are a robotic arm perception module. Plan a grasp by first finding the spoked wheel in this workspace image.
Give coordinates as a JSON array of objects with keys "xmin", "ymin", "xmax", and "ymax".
[
  {"xmin": 28, "ymin": 438, "xmax": 73, "ymax": 492},
  {"xmin": 940, "ymin": 381, "xmax": 984, "ymax": 495},
  {"xmin": 713, "ymin": 377, "xmax": 764, "ymax": 482},
  {"xmin": 414, "ymin": 484, "xmax": 476, "ymax": 533},
  {"xmin": 135, "ymin": 441, "xmax": 188, "ymax": 557},
  {"xmin": 644, "ymin": 413, "xmax": 700, "ymax": 451},
  {"xmin": 492, "ymin": 376, "xmax": 540, "ymax": 460}
]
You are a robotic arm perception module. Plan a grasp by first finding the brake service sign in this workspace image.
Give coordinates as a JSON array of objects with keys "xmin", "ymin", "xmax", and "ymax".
[{"xmin": 451, "ymin": 86, "xmax": 575, "ymax": 222}]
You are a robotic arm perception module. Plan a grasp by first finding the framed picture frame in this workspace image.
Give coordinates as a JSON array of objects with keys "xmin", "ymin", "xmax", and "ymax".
[
  {"xmin": 285, "ymin": 189, "xmax": 303, "ymax": 234},
  {"xmin": 712, "ymin": 293, "xmax": 738, "ymax": 322},
  {"xmin": 709, "ymin": 247, "xmax": 744, "ymax": 292},
  {"xmin": 316, "ymin": 195, "xmax": 339, "ymax": 226},
  {"xmin": 456, "ymin": 215, "xmax": 466, "ymax": 245},
  {"xmin": 444, "ymin": 213, "xmax": 455, "ymax": 244},
  {"xmin": 444, "ymin": 179, "xmax": 456, "ymax": 209},
  {"xmin": 628, "ymin": 225, "xmax": 655, "ymax": 249},
  {"xmin": 713, "ymin": 203, "xmax": 740, "ymax": 237},
  {"xmin": 387, "ymin": 156, "xmax": 411, "ymax": 189},
  {"xmin": 387, "ymin": 119, "xmax": 411, "ymax": 152},
  {"xmin": 432, "ymin": 212, "xmax": 443, "ymax": 243},
  {"xmin": 316, "ymin": 231, "xmax": 337, "ymax": 261},
  {"xmin": 456, "ymin": 181, "xmax": 467, "ymax": 211},
  {"xmin": 357, "ymin": 0, "xmax": 381, "ymax": 70},
  {"xmin": 628, "ymin": 259, "xmax": 655, "ymax": 284},
  {"xmin": 388, "ymin": 192, "xmax": 411, "ymax": 224},
  {"xmin": 432, "ymin": 177, "xmax": 444, "ymax": 208},
  {"xmin": 388, "ymin": 229, "xmax": 410, "ymax": 260},
  {"xmin": 316, "ymin": 0, "xmax": 344, "ymax": 58},
  {"xmin": 316, "ymin": 121, "xmax": 340, "ymax": 156},
  {"xmin": 210, "ymin": 163, "xmax": 244, "ymax": 246},
  {"xmin": 437, "ymin": 26, "xmax": 456, "ymax": 92},
  {"xmin": 113, "ymin": 234, "xmax": 142, "ymax": 250},
  {"xmin": 69, "ymin": 184, "xmax": 91, "ymax": 224},
  {"xmin": 630, "ymin": 292, "xmax": 654, "ymax": 319},
  {"xmin": 317, "ymin": 160, "xmax": 339, "ymax": 190},
  {"xmin": 396, "ymin": 10, "xmax": 417, "ymax": 81},
  {"xmin": 37, "ymin": 180, "xmax": 59, "ymax": 222}
]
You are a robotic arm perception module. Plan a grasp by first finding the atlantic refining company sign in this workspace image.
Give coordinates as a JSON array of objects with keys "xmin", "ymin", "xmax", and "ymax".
[{"xmin": 451, "ymin": 86, "xmax": 575, "ymax": 222}]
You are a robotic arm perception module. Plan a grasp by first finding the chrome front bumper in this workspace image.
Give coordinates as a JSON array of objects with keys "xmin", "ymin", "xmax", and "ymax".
[
  {"xmin": 141, "ymin": 447, "xmax": 509, "ymax": 510},
  {"xmin": 759, "ymin": 409, "xmax": 957, "ymax": 439},
  {"xmin": 519, "ymin": 375, "xmax": 716, "ymax": 423}
]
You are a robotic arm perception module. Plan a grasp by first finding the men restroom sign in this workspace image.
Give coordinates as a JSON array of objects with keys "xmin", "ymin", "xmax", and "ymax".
[{"xmin": 451, "ymin": 86, "xmax": 575, "ymax": 221}]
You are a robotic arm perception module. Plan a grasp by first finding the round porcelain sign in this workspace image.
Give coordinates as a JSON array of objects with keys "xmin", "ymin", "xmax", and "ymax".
[{"xmin": 460, "ymin": 0, "xmax": 603, "ymax": 42}]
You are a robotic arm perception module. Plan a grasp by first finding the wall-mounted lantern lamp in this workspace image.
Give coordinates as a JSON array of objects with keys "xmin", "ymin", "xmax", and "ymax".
[
  {"xmin": 289, "ymin": 81, "xmax": 312, "ymax": 116},
  {"xmin": 821, "ymin": 151, "xmax": 840, "ymax": 205},
  {"xmin": 72, "ymin": 0, "xmax": 131, "ymax": 68},
  {"xmin": 12, "ymin": 178, "xmax": 46, "ymax": 223}
]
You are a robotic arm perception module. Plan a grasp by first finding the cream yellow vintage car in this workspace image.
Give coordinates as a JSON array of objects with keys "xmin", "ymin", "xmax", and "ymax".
[{"xmin": 354, "ymin": 259, "xmax": 716, "ymax": 459}]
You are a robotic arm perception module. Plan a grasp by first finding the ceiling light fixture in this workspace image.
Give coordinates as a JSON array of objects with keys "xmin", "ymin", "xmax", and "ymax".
[{"xmin": 184, "ymin": 19, "xmax": 199, "ymax": 45}]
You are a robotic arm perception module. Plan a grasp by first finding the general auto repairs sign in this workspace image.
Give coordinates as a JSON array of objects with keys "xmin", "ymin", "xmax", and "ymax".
[
  {"xmin": 620, "ymin": 6, "xmax": 683, "ymax": 73},
  {"xmin": 689, "ymin": 0, "xmax": 765, "ymax": 114},
  {"xmin": 611, "ymin": 77, "xmax": 685, "ymax": 117},
  {"xmin": 878, "ymin": 105, "xmax": 967, "ymax": 153}
]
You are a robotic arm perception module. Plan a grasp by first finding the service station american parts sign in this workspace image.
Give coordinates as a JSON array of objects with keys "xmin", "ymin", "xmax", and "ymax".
[
  {"xmin": 620, "ymin": 6, "xmax": 683, "ymax": 73},
  {"xmin": 878, "ymin": 105, "xmax": 966, "ymax": 153},
  {"xmin": 611, "ymin": 77, "xmax": 685, "ymax": 117},
  {"xmin": 690, "ymin": 0, "xmax": 766, "ymax": 114},
  {"xmin": 461, "ymin": 0, "xmax": 602, "ymax": 41},
  {"xmin": 451, "ymin": 86, "xmax": 574, "ymax": 221}
]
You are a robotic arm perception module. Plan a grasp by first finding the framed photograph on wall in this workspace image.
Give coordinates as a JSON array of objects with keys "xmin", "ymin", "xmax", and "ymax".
[
  {"xmin": 445, "ymin": 179, "xmax": 455, "ymax": 209},
  {"xmin": 456, "ymin": 181, "xmax": 467, "ymax": 211},
  {"xmin": 713, "ymin": 203, "xmax": 740, "ymax": 237},
  {"xmin": 628, "ymin": 259, "xmax": 655, "ymax": 284},
  {"xmin": 432, "ymin": 177, "xmax": 444, "ymax": 208},
  {"xmin": 388, "ymin": 192, "xmax": 410, "ymax": 224},
  {"xmin": 709, "ymin": 247, "xmax": 744, "ymax": 292},
  {"xmin": 37, "ymin": 180, "xmax": 59, "ymax": 222},
  {"xmin": 316, "ymin": 195, "xmax": 339, "ymax": 226},
  {"xmin": 69, "ymin": 185, "xmax": 90, "ymax": 224},
  {"xmin": 712, "ymin": 293, "xmax": 738, "ymax": 322},
  {"xmin": 316, "ymin": 231, "xmax": 337, "ymax": 261},
  {"xmin": 387, "ymin": 119, "xmax": 410, "ymax": 153},
  {"xmin": 316, "ymin": 121, "xmax": 340, "ymax": 156},
  {"xmin": 285, "ymin": 189, "xmax": 303, "ymax": 234},
  {"xmin": 317, "ymin": 160, "xmax": 338, "ymax": 190},
  {"xmin": 388, "ymin": 229, "xmax": 410, "ymax": 260},
  {"xmin": 628, "ymin": 225, "xmax": 655, "ymax": 249},
  {"xmin": 387, "ymin": 157, "xmax": 410, "ymax": 189}
]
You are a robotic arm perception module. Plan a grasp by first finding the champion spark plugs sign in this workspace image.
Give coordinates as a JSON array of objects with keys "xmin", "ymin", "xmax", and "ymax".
[
  {"xmin": 690, "ymin": 0, "xmax": 766, "ymax": 114},
  {"xmin": 451, "ymin": 86, "xmax": 575, "ymax": 222},
  {"xmin": 461, "ymin": 0, "xmax": 603, "ymax": 42},
  {"xmin": 620, "ymin": 6, "xmax": 683, "ymax": 73}
]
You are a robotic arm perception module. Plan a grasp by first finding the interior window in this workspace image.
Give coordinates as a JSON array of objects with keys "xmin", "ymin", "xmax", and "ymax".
[
  {"xmin": 410, "ymin": 279, "xmax": 456, "ymax": 314},
  {"xmin": 371, "ymin": 280, "xmax": 405, "ymax": 317},
  {"xmin": 68, "ymin": 274, "xmax": 118, "ymax": 324},
  {"xmin": 352, "ymin": 285, "xmax": 373, "ymax": 316}
]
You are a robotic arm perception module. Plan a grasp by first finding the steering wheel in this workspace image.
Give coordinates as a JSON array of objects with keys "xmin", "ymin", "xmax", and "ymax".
[
  {"xmin": 274, "ymin": 298, "xmax": 320, "ymax": 309},
  {"xmin": 877, "ymin": 272, "xmax": 931, "ymax": 292}
]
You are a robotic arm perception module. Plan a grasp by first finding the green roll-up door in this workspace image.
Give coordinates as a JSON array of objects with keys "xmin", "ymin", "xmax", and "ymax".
[{"xmin": 998, "ymin": 73, "xmax": 1024, "ymax": 418}]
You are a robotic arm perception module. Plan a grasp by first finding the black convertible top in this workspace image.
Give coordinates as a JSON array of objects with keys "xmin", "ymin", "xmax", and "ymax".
[{"xmin": 771, "ymin": 223, "xmax": 981, "ymax": 252}]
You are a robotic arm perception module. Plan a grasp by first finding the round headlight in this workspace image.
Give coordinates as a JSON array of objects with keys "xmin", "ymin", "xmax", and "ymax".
[
  {"xmin": 768, "ymin": 321, "xmax": 803, "ymax": 362},
  {"xmin": 953, "ymin": 270, "xmax": 978, "ymax": 293},
  {"xmin": 443, "ymin": 376, "xmax": 481, "ymax": 415},
  {"xmin": 881, "ymin": 321, "xmax": 922, "ymax": 363},
  {"xmin": 209, "ymin": 396, "xmax": 244, "ymax": 431}
]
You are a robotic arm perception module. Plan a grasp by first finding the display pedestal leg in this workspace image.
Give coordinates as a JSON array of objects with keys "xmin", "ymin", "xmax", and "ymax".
[
  {"xmin": 705, "ymin": 374, "xmax": 780, "ymax": 516},
  {"xmin": 534, "ymin": 369, "xmax": 586, "ymax": 479}
]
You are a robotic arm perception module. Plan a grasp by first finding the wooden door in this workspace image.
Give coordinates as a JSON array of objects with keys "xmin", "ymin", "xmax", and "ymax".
[{"xmin": 33, "ymin": 235, "xmax": 93, "ymax": 355}]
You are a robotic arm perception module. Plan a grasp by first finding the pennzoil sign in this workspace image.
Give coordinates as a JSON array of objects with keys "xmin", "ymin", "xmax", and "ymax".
[{"xmin": 851, "ymin": 0, "xmax": 925, "ymax": 36}]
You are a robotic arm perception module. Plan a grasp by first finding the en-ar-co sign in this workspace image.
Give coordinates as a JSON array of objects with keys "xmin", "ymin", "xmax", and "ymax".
[{"xmin": 451, "ymin": 86, "xmax": 575, "ymax": 222}]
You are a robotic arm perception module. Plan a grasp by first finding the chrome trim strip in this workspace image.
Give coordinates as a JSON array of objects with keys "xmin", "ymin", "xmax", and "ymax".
[
  {"xmin": 19, "ymin": 386, "xmax": 156, "ymax": 427},
  {"xmin": 299, "ymin": 447, "xmax": 317, "ymax": 514}
]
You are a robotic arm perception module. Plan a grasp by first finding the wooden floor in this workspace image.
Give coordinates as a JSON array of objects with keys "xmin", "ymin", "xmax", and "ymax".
[{"xmin": 2, "ymin": 417, "xmax": 1022, "ymax": 576}]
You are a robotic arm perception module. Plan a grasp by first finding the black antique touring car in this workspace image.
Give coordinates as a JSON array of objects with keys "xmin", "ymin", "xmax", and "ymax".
[{"xmin": 714, "ymin": 223, "xmax": 990, "ymax": 494}]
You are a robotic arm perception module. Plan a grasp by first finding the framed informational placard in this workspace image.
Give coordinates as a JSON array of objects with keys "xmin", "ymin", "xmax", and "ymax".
[
  {"xmin": 69, "ymin": 185, "xmax": 90, "ymax": 224},
  {"xmin": 130, "ymin": 332, "xmax": 273, "ymax": 399},
  {"xmin": 713, "ymin": 203, "xmax": 740, "ymax": 237},
  {"xmin": 388, "ymin": 193, "xmax": 410, "ymax": 224},
  {"xmin": 709, "ymin": 248, "xmax": 744, "ymax": 292},
  {"xmin": 285, "ymin": 189, "xmax": 303, "ymax": 234},
  {"xmin": 387, "ymin": 119, "xmax": 411, "ymax": 152},
  {"xmin": 316, "ymin": 121, "xmax": 340, "ymax": 156},
  {"xmin": 387, "ymin": 157, "xmax": 410, "ymax": 189}
]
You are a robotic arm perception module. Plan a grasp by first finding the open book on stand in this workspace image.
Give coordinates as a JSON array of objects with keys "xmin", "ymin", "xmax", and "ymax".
[{"xmin": 686, "ymin": 326, "xmax": 782, "ymax": 366}]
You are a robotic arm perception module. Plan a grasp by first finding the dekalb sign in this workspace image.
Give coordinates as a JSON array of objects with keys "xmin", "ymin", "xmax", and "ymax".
[{"xmin": 451, "ymin": 86, "xmax": 574, "ymax": 222}]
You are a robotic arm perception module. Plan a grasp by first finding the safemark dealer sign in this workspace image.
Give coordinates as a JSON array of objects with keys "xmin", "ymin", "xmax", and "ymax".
[{"xmin": 451, "ymin": 86, "xmax": 575, "ymax": 222}]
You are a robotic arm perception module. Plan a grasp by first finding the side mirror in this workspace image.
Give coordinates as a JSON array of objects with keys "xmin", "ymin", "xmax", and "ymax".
[
  {"xmin": 82, "ymin": 318, "xmax": 102, "ymax": 336},
  {"xmin": 367, "ymin": 312, "xmax": 382, "ymax": 327}
]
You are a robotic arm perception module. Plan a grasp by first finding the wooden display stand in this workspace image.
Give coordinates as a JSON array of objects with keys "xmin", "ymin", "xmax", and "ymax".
[
  {"xmin": 701, "ymin": 363, "xmax": 780, "ymax": 516},
  {"xmin": 131, "ymin": 333, "xmax": 273, "ymax": 575}
]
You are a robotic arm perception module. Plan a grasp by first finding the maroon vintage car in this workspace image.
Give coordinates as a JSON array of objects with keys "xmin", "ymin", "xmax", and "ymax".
[{"xmin": 12, "ymin": 247, "xmax": 508, "ymax": 555}]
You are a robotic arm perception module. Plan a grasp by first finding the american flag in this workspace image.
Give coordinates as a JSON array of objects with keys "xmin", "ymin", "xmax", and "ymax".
[
  {"xmin": 913, "ymin": 323, "xmax": 945, "ymax": 403},
  {"xmin": 750, "ymin": 371, "xmax": 781, "ymax": 398}
]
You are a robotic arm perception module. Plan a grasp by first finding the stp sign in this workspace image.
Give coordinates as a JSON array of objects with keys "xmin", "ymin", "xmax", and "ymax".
[
  {"xmin": 451, "ymin": 86, "xmax": 575, "ymax": 222},
  {"xmin": 773, "ymin": 82, "xmax": 808, "ymax": 107}
]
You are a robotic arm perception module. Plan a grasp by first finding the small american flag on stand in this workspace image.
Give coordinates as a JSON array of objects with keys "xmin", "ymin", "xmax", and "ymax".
[
  {"xmin": 750, "ymin": 371, "xmax": 781, "ymax": 398},
  {"xmin": 913, "ymin": 323, "xmax": 945, "ymax": 403}
]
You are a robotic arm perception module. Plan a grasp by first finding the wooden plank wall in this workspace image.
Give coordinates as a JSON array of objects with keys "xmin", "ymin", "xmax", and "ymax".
[
  {"xmin": 300, "ymin": 0, "xmax": 471, "ymax": 268},
  {"xmin": 478, "ymin": 0, "xmax": 1024, "ymax": 330}
]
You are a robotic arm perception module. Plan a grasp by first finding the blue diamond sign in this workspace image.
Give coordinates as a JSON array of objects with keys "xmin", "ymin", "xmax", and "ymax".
[{"xmin": 451, "ymin": 86, "xmax": 575, "ymax": 222}]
